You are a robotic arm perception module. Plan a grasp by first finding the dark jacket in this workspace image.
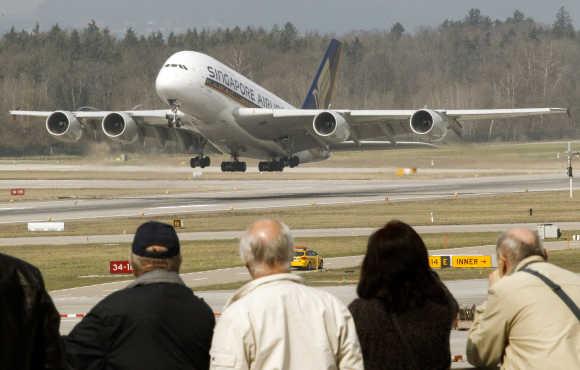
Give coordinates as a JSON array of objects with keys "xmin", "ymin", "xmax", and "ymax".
[
  {"xmin": 64, "ymin": 270, "xmax": 215, "ymax": 370},
  {"xmin": 0, "ymin": 252, "xmax": 67, "ymax": 370},
  {"xmin": 349, "ymin": 281, "xmax": 458, "ymax": 370}
]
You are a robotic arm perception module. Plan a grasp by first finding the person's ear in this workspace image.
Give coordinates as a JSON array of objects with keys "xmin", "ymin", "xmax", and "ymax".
[
  {"xmin": 498, "ymin": 255, "xmax": 509, "ymax": 277},
  {"xmin": 245, "ymin": 263, "xmax": 255, "ymax": 278}
]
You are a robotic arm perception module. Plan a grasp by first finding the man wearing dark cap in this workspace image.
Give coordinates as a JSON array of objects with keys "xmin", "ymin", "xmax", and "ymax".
[{"xmin": 64, "ymin": 221, "xmax": 215, "ymax": 370}]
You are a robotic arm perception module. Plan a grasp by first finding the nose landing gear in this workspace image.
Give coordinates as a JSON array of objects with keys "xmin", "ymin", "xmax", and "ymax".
[{"xmin": 166, "ymin": 100, "xmax": 182, "ymax": 128}]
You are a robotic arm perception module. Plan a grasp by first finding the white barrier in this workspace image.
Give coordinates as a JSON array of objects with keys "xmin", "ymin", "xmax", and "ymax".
[{"xmin": 27, "ymin": 222, "xmax": 65, "ymax": 232}]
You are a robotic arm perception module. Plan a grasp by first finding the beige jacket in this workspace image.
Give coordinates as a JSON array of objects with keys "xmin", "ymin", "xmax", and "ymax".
[
  {"xmin": 467, "ymin": 256, "xmax": 580, "ymax": 369},
  {"xmin": 210, "ymin": 273, "xmax": 364, "ymax": 370}
]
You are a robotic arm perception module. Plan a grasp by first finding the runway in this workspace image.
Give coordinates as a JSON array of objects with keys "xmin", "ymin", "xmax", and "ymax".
[
  {"xmin": 0, "ymin": 173, "xmax": 572, "ymax": 223},
  {"xmin": 5, "ymin": 222, "xmax": 580, "ymax": 246}
]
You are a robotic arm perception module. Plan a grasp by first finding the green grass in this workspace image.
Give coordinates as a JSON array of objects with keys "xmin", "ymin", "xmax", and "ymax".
[
  {"xmin": 2, "ymin": 191, "xmax": 579, "ymax": 239},
  {"xmin": 303, "ymin": 248, "xmax": 580, "ymax": 286},
  {"xmin": 2, "ymin": 140, "xmax": 573, "ymax": 170},
  {"xmin": 0, "ymin": 232, "xmax": 501, "ymax": 290}
]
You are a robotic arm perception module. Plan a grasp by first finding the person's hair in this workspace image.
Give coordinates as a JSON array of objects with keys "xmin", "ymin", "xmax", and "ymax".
[
  {"xmin": 496, "ymin": 230, "xmax": 545, "ymax": 268},
  {"xmin": 357, "ymin": 220, "xmax": 447, "ymax": 312},
  {"xmin": 239, "ymin": 220, "xmax": 294, "ymax": 272},
  {"xmin": 130, "ymin": 246, "xmax": 182, "ymax": 274}
]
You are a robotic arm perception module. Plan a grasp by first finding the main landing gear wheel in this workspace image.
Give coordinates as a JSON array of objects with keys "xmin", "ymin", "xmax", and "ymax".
[
  {"xmin": 221, "ymin": 161, "xmax": 247, "ymax": 172},
  {"xmin": 190, "ymin": 156, "xmax": 210, "ymax": 168},
  {"xmin": 258, "ymin": 156, "xmax": 299, "ymax": 172}
]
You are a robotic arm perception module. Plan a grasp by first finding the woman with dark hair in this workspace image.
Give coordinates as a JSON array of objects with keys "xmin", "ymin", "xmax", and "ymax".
[{"xmin": 349, "ymin": 220, "xmax": 458, "ymax": 370}]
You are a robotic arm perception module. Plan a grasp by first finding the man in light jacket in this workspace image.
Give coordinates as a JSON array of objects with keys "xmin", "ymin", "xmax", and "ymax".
[
  {"xmin": 467, "ymin": 228, "xmax": 580, "ymax": 369},
  {"xmin": 210, "ymin": 219, "xmax": 363, "ymax": 370}
]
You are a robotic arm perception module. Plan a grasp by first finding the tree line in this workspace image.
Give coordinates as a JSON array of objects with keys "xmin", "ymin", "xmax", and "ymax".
[{"xmin": 0, "ymin": 7, "xmax": 579, "ymax": 155}]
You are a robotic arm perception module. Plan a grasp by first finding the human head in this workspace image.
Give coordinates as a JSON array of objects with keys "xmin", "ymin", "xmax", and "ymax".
[
  {"xmin": 357, "ymin": 220, "xmax": 446, "ymax": 312},
  {"xmin": 130, "ymin": 221, "xmax": 182, "ymax": 276},
  {"xmin": 239, "ymin": 219, "xmax": 294, "ymax": 278},
  {"xmin": 496, "ymin": 228, "xmax": 546, "ymax": 276}
]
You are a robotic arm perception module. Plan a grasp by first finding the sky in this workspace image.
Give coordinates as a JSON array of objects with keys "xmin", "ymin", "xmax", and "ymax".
[{"xmin": 0, "ymin": 0, "xmax": 579, "ymax": 34}]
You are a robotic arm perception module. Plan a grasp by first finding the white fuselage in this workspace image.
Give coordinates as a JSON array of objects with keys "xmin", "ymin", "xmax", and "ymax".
[{"xmin": 155, "ymin": 51, "xmax": 295, "ymax": 159}]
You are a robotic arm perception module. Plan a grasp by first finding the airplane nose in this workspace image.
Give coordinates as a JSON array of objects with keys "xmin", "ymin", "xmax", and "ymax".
[{"xmin": 155, "ymin": 68, "xmax": 189, "ymax": 104}]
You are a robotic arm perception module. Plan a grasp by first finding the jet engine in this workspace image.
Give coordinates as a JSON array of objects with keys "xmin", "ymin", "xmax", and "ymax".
[
  {"xmin": 312, "ymin": 111, "xmax": 350, "ymax": 143},
  {"xmin": 102, "ymin": 112, "xmax": 140, "ymax": 144},
  {"xmin": 409, "ymin": 109, "xmax": 449, "ymax": 141},
  {"xmin": 45, "ymin": 111, "xmax": 83, "ymax": 143}
]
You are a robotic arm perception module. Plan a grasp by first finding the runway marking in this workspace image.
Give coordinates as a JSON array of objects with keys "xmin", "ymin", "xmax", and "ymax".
[{"xmin": 78, "ymin": 275, "xmax": 128, "ymax": 278}]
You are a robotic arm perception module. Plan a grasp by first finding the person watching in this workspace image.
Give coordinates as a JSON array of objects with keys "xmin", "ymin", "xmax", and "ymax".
[
  {"xmin": 348, "ymin": 220, "xmax": 459, "ymax": 370},
  {"xmin": 0, "ymin": 253, "xmax": 67, "ymax": 369},
  {"xmin": 209, "ymin": 219, "xmax": 363, "ymax": 370},
  {"xmin": 467, "ymin": 228, "xmax": 580, "ymax": 369},
  {"xmin": 64, "ymin": 221, "xmax": 215, "ymax": 370}
]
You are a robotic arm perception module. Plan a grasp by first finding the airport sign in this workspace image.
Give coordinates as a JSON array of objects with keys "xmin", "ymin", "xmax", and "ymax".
[
  {"xmin": 430, "ymin": 255, "xmax": 493, "ymax": 269},
  {"xmin": 109, "ymin": 260, "xmax": 133, "ymax": 274},
  {"xmin": 452, "ymin": 255, "xmax": 493, "ymax": 268},
  {"xmin": 10, "ymin": 188, "xmax": 25, "ymax": 196}
]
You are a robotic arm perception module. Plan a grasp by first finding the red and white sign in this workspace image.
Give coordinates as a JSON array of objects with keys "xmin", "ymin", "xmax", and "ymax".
[
  {"xmin": 10, "ymin": 188, "xmax": 25, "ymax": 196},
  {"xmin": 109, "ymin": 260, "xmax": 133, "ymax": 274}
]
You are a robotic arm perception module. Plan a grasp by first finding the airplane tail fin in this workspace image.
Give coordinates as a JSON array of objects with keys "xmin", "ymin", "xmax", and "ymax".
[{"xmin": 301, "ymin": 39, "xmax": 342, "ymax": 109}]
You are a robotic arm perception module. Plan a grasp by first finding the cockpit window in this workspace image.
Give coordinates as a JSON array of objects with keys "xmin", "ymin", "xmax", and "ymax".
[{"xmin": 165, "ymin": 64, "xmax": 189, "ymax": 70}]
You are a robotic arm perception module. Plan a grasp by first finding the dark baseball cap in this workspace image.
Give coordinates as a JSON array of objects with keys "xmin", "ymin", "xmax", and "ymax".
[{"xmin": 132, "ymin": 221, "xmax": 180, "ymax": 258}]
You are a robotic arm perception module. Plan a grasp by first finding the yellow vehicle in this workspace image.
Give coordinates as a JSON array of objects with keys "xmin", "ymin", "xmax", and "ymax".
[{"xmin": 291, "ymin": 247, "xmax": 324, "ymax": 270}]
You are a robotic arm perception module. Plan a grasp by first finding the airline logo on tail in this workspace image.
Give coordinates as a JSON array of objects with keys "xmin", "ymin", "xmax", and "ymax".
[{"xmin": 301, "ymin": 39, "xmax": 342, "ymax": 109}]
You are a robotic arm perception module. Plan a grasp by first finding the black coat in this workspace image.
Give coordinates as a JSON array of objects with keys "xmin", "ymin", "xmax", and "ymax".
[
  {"xmin": 349, "ymin": 286, "xmax": 458, "ymax": 370},
  {"xmin": 64, "ymin": 274, "xmax": 215, "ymax": 370},
  {"xmin": 0, "ymin": 253, "xmax": 67, "ymax": 370}
]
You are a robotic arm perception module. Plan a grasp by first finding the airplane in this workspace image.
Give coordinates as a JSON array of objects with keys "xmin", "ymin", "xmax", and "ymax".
[{"xmin": 10, "ymin": 39, "xmax": 568, "ymax": 172}]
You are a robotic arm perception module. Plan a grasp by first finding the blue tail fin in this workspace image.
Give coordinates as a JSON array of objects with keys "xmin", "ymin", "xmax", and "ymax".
[{"xmin": 301, "ymin": 39, "xmax": 342, "ymax": 109}]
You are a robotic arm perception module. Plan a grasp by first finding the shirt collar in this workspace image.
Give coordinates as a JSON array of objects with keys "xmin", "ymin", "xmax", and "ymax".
[
  {"xmin": 126, "ymin": 269, "xmax": 185, "ymax": 289},
  {"xmin": 225, "ymin": 273, "xmax": 304, "ymax": 308},
  {"xmin": 514, "ymin": 255, "xmax": 546, "ymax": 272}
]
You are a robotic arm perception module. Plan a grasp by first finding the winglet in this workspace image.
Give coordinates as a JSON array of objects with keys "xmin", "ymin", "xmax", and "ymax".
[{"xmin": 301, "ymin": 39, "xmax": 342, "ymax": 109}]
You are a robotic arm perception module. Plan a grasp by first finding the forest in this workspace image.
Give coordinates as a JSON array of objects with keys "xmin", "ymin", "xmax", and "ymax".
[{"xmin": 0, "ymin": 7, "xmax": 579, "ymax": 155}]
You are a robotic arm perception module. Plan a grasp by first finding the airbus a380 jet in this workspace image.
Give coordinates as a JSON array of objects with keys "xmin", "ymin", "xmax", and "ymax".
[{"xmin": 10, "ymin": 39, "xmax": 567, "ymax": 172}]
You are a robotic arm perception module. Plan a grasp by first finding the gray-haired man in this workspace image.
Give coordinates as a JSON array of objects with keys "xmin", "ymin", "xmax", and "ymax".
[
  {"xmin": 210, "ymin": 219, "xmax": 363, "ymax": 370},
  {"xmin": 467, "ymin": 228, "xmax": 580, "ymax": 369}
]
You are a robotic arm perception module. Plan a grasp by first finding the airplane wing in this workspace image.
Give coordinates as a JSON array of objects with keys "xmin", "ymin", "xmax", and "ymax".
[
  {"xmin": 235, "ymin": 107, "xmax": 568, "ymax": 151},
  {"xmin": 235, "ymin": 107, "xmax": 567, "ymax": 126},
  {"xmin": 8, "ymin": 109, "xmax": 221, "ymax": 154},
  {"xmin": 9, "ymin": 109, "xmax": 178, "ymax": 127}
]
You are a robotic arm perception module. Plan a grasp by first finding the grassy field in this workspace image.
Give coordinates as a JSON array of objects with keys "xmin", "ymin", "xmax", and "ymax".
[
  {"xmin": 0, "ymin": 232, "xmax": 500, "ymax": 290},
  {"xmin": 197, "ymin": 248, "xmax": 580, "ymax": 291},
  {"xmin": 0, "ymin": 187, "xmax": 225, "ymax": 202},
  {"xmin": 2, "ymin": 191, "xmax": 580, "ymax": 239},
  {"xmin": 1, "ymin": 140, "xmax": 574, "ymax": 170}
]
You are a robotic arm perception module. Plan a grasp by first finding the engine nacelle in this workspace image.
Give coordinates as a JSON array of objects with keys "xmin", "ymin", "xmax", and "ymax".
[
  {"xmin": 409, "ymin": 109, "xmax": 449, "ymax": 141},
  {"xmin": 102, "ymin": 112, "xmax": 140, "ymax": 144},
  {"xmin": 45, "ymin": 111, "xmax": 83, "ymax": 143},
  {"xmin": 294, "ymin": 148, "xmax": 331, "ymax": 164},
  {"xmin": 312, "ymin": 111, "xmax": 350, "ymax": 143}
]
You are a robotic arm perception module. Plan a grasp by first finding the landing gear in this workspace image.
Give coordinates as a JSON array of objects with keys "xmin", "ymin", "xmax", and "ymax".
[
  {"xmin": 258, "ymin": 156, "xmax": 299, "ymax": 172},
  {"xmin": 259, "ymin": 160, "xmax": 284, "ymax": 172},
  {"xmin": 166, "ymin": 100, "xmax": 182, "ymax": 128},
  {"xmin": 190, "ymin": 156, "xmax": 210, "ymax": 168},
  {"xmin": 221, "ymin": 161, "xmax": 247, "ymax": 172},
  {"xmin": 287, "ymin": 156, "xmax": 300, "ymax": 168}
]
